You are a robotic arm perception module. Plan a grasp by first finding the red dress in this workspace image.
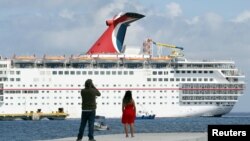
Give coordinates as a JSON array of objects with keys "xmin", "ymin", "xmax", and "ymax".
[{"xmin": 122, "ymin": 103, "xmax": 136, "ymax": 124}]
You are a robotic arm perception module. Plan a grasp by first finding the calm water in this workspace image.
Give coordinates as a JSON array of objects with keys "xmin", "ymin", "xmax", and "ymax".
[{"xmin": 0, "ymin": 113, "xmax": 250, "ymax": 141}]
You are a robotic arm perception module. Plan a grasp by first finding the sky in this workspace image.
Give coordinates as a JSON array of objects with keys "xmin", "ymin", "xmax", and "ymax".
[{"xmin": 0, "ymin": 0, "xmax": 249, "ymax": 112}]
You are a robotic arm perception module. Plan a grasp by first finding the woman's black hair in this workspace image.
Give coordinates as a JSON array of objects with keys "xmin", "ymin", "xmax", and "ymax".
[{"xmin": 122, "ymin": 90, "xmax": 132, "ymax": 105}]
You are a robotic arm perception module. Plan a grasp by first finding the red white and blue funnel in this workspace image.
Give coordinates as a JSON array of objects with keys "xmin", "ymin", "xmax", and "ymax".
[{"xmin": 86, "ymin": 12, "xmax": 145, "ymax": 54}]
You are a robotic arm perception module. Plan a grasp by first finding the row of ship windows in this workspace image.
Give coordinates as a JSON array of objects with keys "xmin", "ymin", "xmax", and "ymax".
[
  {"xmin": 0, "ymin": 71, "xmax": 20, "ymax": 75},
  {"xmin": 0, "ymin": 70, "xmax": 136, "ymax": 76},
  {"xmin": 5, "ymin": 101, "xmax": 235, "ymax": 106},
  {"xmin": 147, "ymin": 77, "xmax": 214, "ymax": 82},
  {"xmin": 5, "ymin": 102, "xmax": 79, "ymax": 106},
  {"xmin": 4, "ymin": 96, "xmax": 80, "ymax": 100},
  {"xmin": 152, "ymin": 70, "xmax": 214, "ymax": 75},
  {"xmin": 4, "ymin": 83, "xmax": 179, "ymax": 88},
  {"xmin": 181, "ymin": 102, "xmax": 235, "ymax": 105},
  {"xmin": 0, "ymin": 77, "xmax": 215, "ymax": 83},
  {"xmin": 4, "ymin": 102, "xmax": 178, "ymax": 106},
  {"xmin": 1, "ymin": 70, "xmax": 216, "ymax": 76},
  {"xmin": 4, "ymin": 90, "xmax": 179, "ymax": 94},
  {"xmin": 182, "ymin": 90, "xmax": 243, "ymax": 94},
  {"xmin": 52, "ymin": 70, "xmax": 134, "ymax": 75},
  {"xmin": 0, "ymin": 78, "xmax": 21, "ymax": 82},
  {"xmin": 182, "ymin": 96, "xmax": 238, "ymax": 100},
  {"xmin": 4, "ymin": 84, "xmax": 85, "ymax": 88},
  {"xmin": 4, "ymin": 95, "xmax": 179, "ymax": 100},
  {"xmin": 0, "ymin": 64, "xmax": 7, "ymax": 68},
  {"xmin": 5, "ymin": 88, "xmax": 242, "ymax": 95},
  {"xmin": 5, "ymin": 89, "xmax": 242, "ymax": 95},
  {"xmin": 181, "ymin": 83, "xmax": 244, "ymax": 89}
]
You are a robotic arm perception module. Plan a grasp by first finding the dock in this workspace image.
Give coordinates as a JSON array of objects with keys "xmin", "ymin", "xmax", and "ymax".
[{"xmin": 40, "ymin": 132, "xmax": 207, "ymax": 141}]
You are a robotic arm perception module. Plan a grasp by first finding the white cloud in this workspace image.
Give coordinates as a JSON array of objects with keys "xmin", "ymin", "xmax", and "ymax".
[
  {"xmin": 1, "ymin": 0, "xmax": 250, "ymax": 60},
  {"xmin": 59, "ymin": 9, "xmax": 75, "ymax": 20},
  {"xmin": 165, "ymin": 2, "xmax": 182, "ymax": 18},
  {"xmin": 232, "ymin": 10, "xmax": 250, "ymax": 23},
  {"xmin": 95, "ymin": 0, "xmax": 126, "ymax": 24},
  {"xmin": 40, "ymin": 27, "xmax": 86, "ymax": 51},
  {"xmin": 185, "ymin": 16, "xmax": 200, "ymax": 25},
  {"xmin": 204, "ymin": 12, "xmax": 223, "ymax": 30}
]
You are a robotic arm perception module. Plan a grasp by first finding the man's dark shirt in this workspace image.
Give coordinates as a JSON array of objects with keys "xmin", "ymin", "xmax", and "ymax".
[{"xmin": 81, "ymin": 87, "xmax": 101, "ymax": 110}]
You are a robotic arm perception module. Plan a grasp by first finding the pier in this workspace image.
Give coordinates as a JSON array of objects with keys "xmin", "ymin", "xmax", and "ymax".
[{"xmin": 40, "ymin": 133, "xmax": 207, "ymax": 141}]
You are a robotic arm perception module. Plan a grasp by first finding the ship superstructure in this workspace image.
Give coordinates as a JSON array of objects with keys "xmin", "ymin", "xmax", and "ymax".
[{"xmin": 0, "ymin": 12, "xmax": 245, "ymax": 118}]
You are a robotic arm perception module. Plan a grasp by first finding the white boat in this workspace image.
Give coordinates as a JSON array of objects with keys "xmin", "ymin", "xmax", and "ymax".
[
  {"xmin": 94, "ymin": 122, "xmax": 109, "ymax": 131},
  {"xmin": 136, "ymin": 111, "xmax": 155, "ymax": 120},
  {"xmin": 136, "ymin": 104, "xmax": 155, "ymax": 119},
  {"xmin": 94, "ymin": 116, "xmax": 109, "ymax": 131},
  {"xmin": 0, "ymin": 12, "xmax": 245, "ymax": 118}
]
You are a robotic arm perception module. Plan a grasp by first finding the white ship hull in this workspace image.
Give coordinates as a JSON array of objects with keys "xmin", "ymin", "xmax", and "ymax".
[{"xmin": 0, "ymin": 64, "xmax": 244, "ymax": 118}]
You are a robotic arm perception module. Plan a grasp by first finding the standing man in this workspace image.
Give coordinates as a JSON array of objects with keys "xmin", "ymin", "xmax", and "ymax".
[{"xmin": 77, "ymin": 79, "xmax": 101, "ymax": 141}]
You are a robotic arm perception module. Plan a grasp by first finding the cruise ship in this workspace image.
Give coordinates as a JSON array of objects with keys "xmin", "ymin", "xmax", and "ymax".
[{"xmin": 0, "ymin": 12, "xmax": 245, "ymax": 118}]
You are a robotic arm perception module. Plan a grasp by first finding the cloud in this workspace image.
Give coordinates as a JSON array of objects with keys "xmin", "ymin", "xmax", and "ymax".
[
  {"xmin": 41, "ymin": 27, "xmax": 85, "ymax": 49},
  {"xmin": 185, "ymin": 16, "xmax": 200, "ymax": 25},
  {"xmin": 165, "ymin": 2, "xmax": 182, "ymax": 18},
  {"xmin": 232, "ymin": 10, "xmax": 250, "ymax": 23},
  {"xmin": 59, "ymin": 9, "xmax": 75, "ymax": 20},
  {"xmin": 203, "ymin": 12, "xmax": 223, "ymax": 31},
  {"xmin": 95, "ymin": 1, "xmax": 125, "ymax": 23},
  {"xmin": 1, "ymin": 0, "xmax": 250, "ymax": 59},
  {"xmin": 94, "ymin": 0, "xmax": 146, "ymax": 25}
]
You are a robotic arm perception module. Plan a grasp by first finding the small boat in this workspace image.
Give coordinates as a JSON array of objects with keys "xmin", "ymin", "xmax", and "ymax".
[
  {"xmin": 136, "ymin": 110, "xmax": 156, "ymax": 120},
  {"xmin": 94, "ymin": 121, "xmax": 109, "ymax": 131},
  {"xmin": 136, "ymin": 114, "xmax": 155, "ymax": 119},
  {"xmin": 0, "ymin": 108, "xmax": 69, "ymax": 121},
  {"xmin": 94, "ymin": 115, "xmax": 110, "ymax": 131}
]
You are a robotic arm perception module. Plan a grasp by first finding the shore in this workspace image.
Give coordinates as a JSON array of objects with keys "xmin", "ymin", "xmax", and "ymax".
[{"xmin": 40, "ymin": 132, "xmax": 207, "ymax": 141}]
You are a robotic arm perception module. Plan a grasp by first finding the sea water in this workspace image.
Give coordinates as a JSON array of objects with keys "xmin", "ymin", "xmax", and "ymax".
[{"xmin": 0, "ymin": 113, "xmax": 250, "ymax": 141}]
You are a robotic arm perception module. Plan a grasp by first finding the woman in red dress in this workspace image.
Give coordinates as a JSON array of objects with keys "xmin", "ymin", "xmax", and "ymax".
[{"xmin": 121, "ymin": 90, "xmax": 136, "ymax": 137}]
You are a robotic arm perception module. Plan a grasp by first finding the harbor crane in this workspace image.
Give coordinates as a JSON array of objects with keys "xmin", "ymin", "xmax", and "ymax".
[{"xmin": 143, "ymin": 38, "xmax": 184, "ymax": 58}]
